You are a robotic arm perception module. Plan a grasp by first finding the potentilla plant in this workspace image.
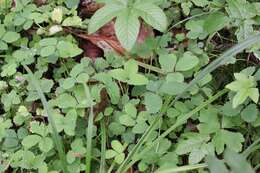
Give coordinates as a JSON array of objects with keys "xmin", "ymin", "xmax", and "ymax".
[{"xmin": 88, "ymin": 0, "xmax": 168, "ymax": 51}]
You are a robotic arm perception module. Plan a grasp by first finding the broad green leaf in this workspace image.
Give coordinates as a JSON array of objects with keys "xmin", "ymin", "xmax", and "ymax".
[
  {"xmin": 206, "ymin": 155, "xmax": 229, "ymax": 173},
  {"xmin": 166, "ymin": 72, "xmax": 184, "ymax": 83},
  {"xmin": 175, "ymin": 134, "xmax": 209, "ymax": 155},
  {"xmin": 241, "ymin": 104, "xmax": 258, "ymax": 122},
  {"xmin": 111, "ymin": 140, "xmax": 124, "ymax": 153},
  {"xmin": 134, "ymin": 3, "xmax": 167, "ymax": 32},
  {"xmin": 132, "ymin": 122, "xmax": 148, "ymax": 134},
  {"xmin": 119, "ymin": 114, "xmax": 135, "ymax": 126},
  {"xmin": 212, "ymin": 130, "xmax": 244, "ymax": 154},
  {"xmin": 204, "ymin": 12, "xmax": 229, "ymax": 34},
  {"xmin": 189, "ymin": 149, "xmax": 205, "ymax": 164},
  {"xmin": 232, "ymin": 89, "xmax": 250, "ymax": 108},
  {"xmin": 2, "ymin": 31, "xmax": 20, "ymax": 43},
  {"xmin": 248, "ymin": 88, "xmax": 259, "ymax": 104},
  {"xmin": 115, "ymin": 9, "xmax": 140, "ymax": 51},
  {"xmin": 88, "ymin": 4, "xmax": 125, "ymax": 34},
  {"xmin": 226, "ymin": 0, "xmax": 256, "ymax": 19},
  {"xmin": 22, "ymin": 135, "xmax": 41, "ymax": 148},
  {"xmin": 144, "ymin": 92, "xmax": 162, "ymax": 114},
  {"xmin": 159, "ymin": 54, "xmax": 177, "ymax": 72},
  {"xmin": 124, "ymin": 103, "xmax": 137, "ymax": 118},
  {"xmin": 128, "ymin": 73, "xmax": 149, "ymax": 86},
  {"xmin": 186, "ymin": 20, "xmax": 207, "ymax": 39},
  {"xmin": 57, "ymin": 41, "xmax": 83, "ymax": 58},
  {"xmin": 115, "ymin": 153, "xmax": 125, "ymax": 164},
  {"xmin": 55, "ymin": 93, "xmax": 77, "ymax": 108},
  {"xmin": 62, "ymin": 78, "xmax": 76, "ymax": 90},
  {"xmin": 109, "ymin": 69, "xmax": 128, "ymax": 82},
  {"xmin": 106, "ymin": 149, "xmax": 117, "ymax": 159},
  {"xmin": 63, "ymin": 109, "xmax": 77, "ymax": 136},
  {"xmin": 39, "ymin": 38, "xmax": 58, "ymax": 46},
  {"xmin": 124, "ymin": 59, "xmax": 138, "ymax": 75},
  {"xmin": 40, "ymin": 46, "xmax": 56, "ymax": 57},
  {"xmin": 39, "ymin": 137, "xmax": 53, "ymax": 152},
  {"xmin": 65, "ymin": 0, "xmax": 79, "ymax": 9},
  {"xmin": 191, "ymin": 0, "xmax": 209, "ymax": 7},
  {"xmin": 159, "ymin": 81, "xmax": 187, "ymax": 95},
  {"xmin": 62, "ymin": 16, "xmax": 82, "ymax": 27},
  {"xmin": 224, "ymin": 149, "xmax": 254, "ymax": 173},
  {"xmin": 175, "ymin": 52, "xmax": 199, "ymax": 71}
]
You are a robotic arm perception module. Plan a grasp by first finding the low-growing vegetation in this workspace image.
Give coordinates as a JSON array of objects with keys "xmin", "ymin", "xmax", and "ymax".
[{"xmin": 0, "ymin": 0, "xmax": 260, "ymax": 173}]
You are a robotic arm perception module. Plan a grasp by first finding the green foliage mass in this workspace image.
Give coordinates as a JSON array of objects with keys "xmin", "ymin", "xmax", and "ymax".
[{"xmin": 0, "ymin": 0, "xmax": 260, "ymax": 173}]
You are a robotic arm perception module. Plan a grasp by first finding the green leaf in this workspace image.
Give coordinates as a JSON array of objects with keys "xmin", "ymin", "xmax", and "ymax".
[
  {"xmin": 40, "ymin": 46, "xmax": 56, "ymax": 57},
  {"xmin": 65, "ymin": 0, "xmax": 80, "ymax": 9},
  {"xmin": 63, "ymin": 109, "xmax": 77, "ymax": 136},
  {"xmin": 2, "ymin": 31, "xmax": 20, "ymax": 43},
  {"xmin": 88, "ymin": 3, "xmax": 125, "ymax": 34},
  {"xmin": 159, "ymin": 54, "xmax": 177, "ymax": 72},
  {"xmin": 191, "ymin": 0, "xmax": 209, "ymax": 7},
  {"xmin": 134, "ymin": 3, "xmax": 167, "ymax": 32},
  {"xmin": 111, "ymin": 140, "xmax": 124, "ymax": 153},
  {"xmin": 175, "ymin": 52, "xmax": 199, "ymax": 71},
  {"xmin": 132, "ymin": 122, "xmax": 148, "ymax": 134},
  {"xmin": 119, "ymin": 114, "xmax": 135, "ymax": 127},
  {"xmin": 105, "ymin": 149, "xmax": 117, "ymax": 159},
  {"xmin": 159, "ymin": 81, "xmax": 187, "ymax": 95},
  {"xmin": 62, "ymin": 16, "xmax": 82, "ymax": 27},
  {"xmin": 226, "ymin": 0, "xmax": 256, "ymax": 19},
  {"xmin": 144, "ymin": 92, "xmax": 162, "ymax": 114},
  {"xmin": 248, "ymin": 88, "xmax": 259, "ymax": 104},
  {"xmin": 57, "ymin": 41, "xmax": 82, "ymax": 58},
  {"xmin": 166, "ymin": 72, "xmax": 184, "ymax": 83},
  {"xmin": 189, "ymin": 149, "xmax": 205, "ymax": 164},
  {"xmin": 22, "ymin": 135, "xmax": 41, "ymax": 149},
  {"xmin": 212, "ymin": 130, "xmax": 244, "ymax": 154},
  {"xmin": 241, "ymin": 104, "xmax": 258, "ymax": 122},
  {"xmin": 204, "ymin": 12, "xmax": 229, "ymax": 34},
  {"xmin": 109, "ymin": 69, "xmax": 128, "ymax": 82},
  {"xmin": 206, "ymin": 155, "xmax": 229, "ymax": 173},
  {"xmin": 124, "ymin": 59, "xmax": 139, "ymax": 74},
  {"xmin": 115, "ymin": 9, "xmax": 140, "ymax": 51},
  {"xmin": 55, "ymin": 93, "xmax": 77, "ymax": 108},
  {"xmin": 124, "ymin": 103, "xmax": 137, "ymax": 118},
  {"xmin": 62, "ymin": 78, "xmax": 76, "ymax": 90},
  {"xmin": 175, "ymin": 134, "xmax": 209, "ymax": 155},
  {"xmin": 39, "ymin": 38, "xmax": 58, "ymax": 46},
  {"xmin": 224, "ymin": 149, "xmax": 254, "ymax": 173},
  {"xmin": 186, "ymin": 20, "xmax": 207, "ymax": 39},
  {"xmin": 115, "ymin": 153, "xmax": 125, "ymax": 164},
  {"xmin": 128, "ymin": 73, "xmax": 149, "ymax": 85},
  {"xmin": 39, "ymin": 137, "xmax": 53, "ymax": 152}
]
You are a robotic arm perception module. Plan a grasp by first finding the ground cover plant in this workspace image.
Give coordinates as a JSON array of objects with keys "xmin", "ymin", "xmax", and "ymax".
[{"xmin": 0, "ymin": 0, "xmax": 260, "ymax": 173}]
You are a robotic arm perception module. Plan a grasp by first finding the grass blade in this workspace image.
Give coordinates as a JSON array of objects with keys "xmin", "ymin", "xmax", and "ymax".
[
  {"xmin": 154, "ymin": 163, "xmax": 208, "ymax": 173},
  {"xmin": 83, "ymin": 83, "xmax": 94, "ymax": 173},
  {"xmin": 23, "ymin": 65, "xmax": 68, "ymax": 173},
  {"xmin": 99, "ymin": 119, "xmax": 107, "ymax": 173},
  {"xmin": 119, "ymin": 89, "xmax": 228, "ymax": 173},
  {"xmin": 116, "ymin": 34, "xmax": 260, "ymax": 173}
]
